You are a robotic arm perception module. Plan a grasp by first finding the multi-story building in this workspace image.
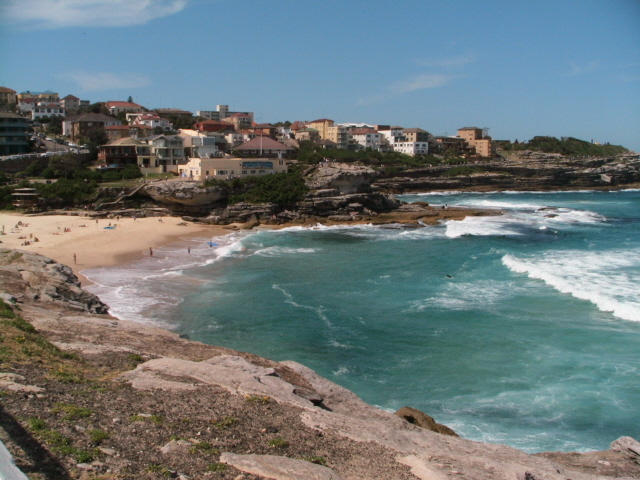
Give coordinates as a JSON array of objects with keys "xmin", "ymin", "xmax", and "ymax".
[
  {"xmin": 196, "ymin": 105, "xmax": 254, "ymax": 123},
  {"xmin": 327, "ymin": 124, "xmax": 351, "ymax": 149},
  {"xmin": 147, "ymin": 135, "xmax": 185, "ymax": 173},
  {"xmin": 97, "ymin": 137, "xmax": 144, "ymax": 166},
  {"xmin": 0, "ymin": 87, "xmax": 17, "ymax": 108},
  {"xmin": 32, "ymin": 103, "xmax": 65, "ymax": 120},
  {"xmin": 403, "ymin": 128, "xmax": 430, "ymax": 143},
  {"xmin": 393, "ymin": 140, "xmax": 429, "ymax": 156},
  {"xmin": 18, "ymin": 90, "xmax": 59, "ymax": 104},
  {"xmin": 0, "ymin": 112, "xmax": 31, "ymax": 155},
  {"xmin": 350, "ymin": 128, "xmax": 383, "ymax": 151},
  {"xmin": 222, "ymin": 112, "xmax": 253, "ymax": 131},
  {"xmin": 457, "ymin": 127, "xmax": 493, "ymax": 157},
  {"xmin": 178, "ymin": 156, "xmax": 287, "ymax": 181},
  {"xmin": 294, "ymin": 127, "xmax": 320, "ymax": 143},
  {"xmin": 60, "ymin": 95, "xmax": 81, "ymax": 111},
  {"xmin": 178, "ymin": 129, "xmax": 223, "ymax": 158},
  {"xmin": 193, "ymin": 120, "xmax": 231, "ymax": 133},
  {"xmin": 67, "ymin": 113, "xmax": 120, "ymax": 142},
  {"xmin": 131, "ymin": 113, "xmax": 173, "ymax": 131},
  {"xmin": 306, "ymin": 119, "xmax": 334, "ymax": 140}
]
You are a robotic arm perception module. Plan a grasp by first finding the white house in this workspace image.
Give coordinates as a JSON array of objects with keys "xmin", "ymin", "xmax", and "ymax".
[
  {"xmin": 178, "ymin": 157, "xmax": 287, "ymax": 181},
  {"xmin": 393, "ymin": 141, "xmax": 429, "ymax": 156},
  {"xmin": 32, "ymin": 103, "xmax": 65, "ymax": 120},
  {"xmin": 350, "ymin": 128, "xmax": 383, "ymax": 151}
]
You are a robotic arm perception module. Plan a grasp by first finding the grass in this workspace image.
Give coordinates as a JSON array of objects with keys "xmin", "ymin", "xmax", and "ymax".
[
  {"xmin": 89, "ymin": 429, "xmax": 110, "ymax": 446},
  {"xmin": 303, "ymin": 455, "xmax": 327, "ymax": 466},
  {"xmin": 189, "ymin": 441, "xmax": 219, "ymax": 455},
  {"xmin": 244, "ymin": 394, "xmax": 271, "ymax": 404},
  {"xmin": 207, "ymin": 462, "xmax": 227, "ymax": 472},
  {"xmin": 213, "ymin": 416, "xmax": 238, "ymax": 429},
  {"xmin": 52, "ymin": 403, "xmax": 92, "ymax": 421},
  {"xmin": 27, "ymin": 417, "xmax": 98, "ymax": 463},
  {"xmin": 267, "ymin": 436, "xmax": 289, "ymax": 449}
]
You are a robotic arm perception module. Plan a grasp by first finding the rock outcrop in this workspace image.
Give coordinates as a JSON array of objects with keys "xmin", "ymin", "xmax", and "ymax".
[
  {"xmin": 375, "ymin": 153, "xmax": 640, "ymax": 192},
  {"xmin": 141, "ymin": 180, "xmax": 228, "ymax": 214},
  {"xmin": 395, "ymin": 406, "xmax": 458, "ymax": 437},
  {"xmin": 0, "ymin": 249, "xmax": 108, "ymax": 314},
  {"xmin": 305, "ymin": 162, "xmax": 378, "ymax": 194}
]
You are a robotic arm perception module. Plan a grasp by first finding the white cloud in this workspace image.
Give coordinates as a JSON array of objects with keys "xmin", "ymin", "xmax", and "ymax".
[
  {"xmin": 416, "ymin": 54, "xmax": 475, "ymax": 68},
  {"xmin": 357, "ymin": 73, "xmax": 460, "ymax": 106},
  {"xmin": 59, "ymin": 71, "xmax": 151, "ymax": 91},
  {"xmin": 567, "ymin": 60, "xmax": 600, "ymax": 76},
  {"xmin": 1, "ymin": 0, "xmax": 188, "ymax": 29},
  {"xmin": 390, "ymin": 74, "xmax": 459, "ymax": 94}
]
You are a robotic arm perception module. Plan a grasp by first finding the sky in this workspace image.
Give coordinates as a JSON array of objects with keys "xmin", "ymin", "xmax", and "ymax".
[{"xmin": 1, "ymin": 0, "xmax": 639, "ymax": 150}]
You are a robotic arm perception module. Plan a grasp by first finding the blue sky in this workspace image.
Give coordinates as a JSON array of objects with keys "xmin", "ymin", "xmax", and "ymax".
[{"xmin": 1, "ymin": 0, "xmax": 639, "ymax": 150}]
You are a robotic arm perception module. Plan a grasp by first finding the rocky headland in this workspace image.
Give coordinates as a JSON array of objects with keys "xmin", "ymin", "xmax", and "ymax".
[{"xmin": 1, "ymin": 248, "xmax": 640, "ymax": 479}]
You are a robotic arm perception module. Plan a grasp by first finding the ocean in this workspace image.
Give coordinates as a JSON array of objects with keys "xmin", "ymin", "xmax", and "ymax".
[{"xmin": 84, "ymin": 189, "xmax": 640, "ymax": 453}]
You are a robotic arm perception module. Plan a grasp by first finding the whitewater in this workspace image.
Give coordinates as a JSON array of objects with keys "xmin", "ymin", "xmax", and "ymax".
[{"xmin": 84, "ymin": 189, "xmax": 640, "ymax": 453}]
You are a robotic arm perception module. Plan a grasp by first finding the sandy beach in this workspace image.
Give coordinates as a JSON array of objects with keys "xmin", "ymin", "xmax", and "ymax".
[{"xmin": 0, "ymin": 212, "xmax": 228, "ymax": 282}]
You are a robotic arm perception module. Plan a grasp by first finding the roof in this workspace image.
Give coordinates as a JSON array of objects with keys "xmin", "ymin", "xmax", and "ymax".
[
  {"xmin": 105, "ymin": 125, "xmax": 131, "ymax": 130},
  {"xmin": 235, "ymin": 136, "xmax": 293, "ymax": 151},
  {"xmin": 228, "ymin": 112, "xmax": 251, "ymax": 118},
  {"xmin": 350, "ymin": 128, "xmax": 377, "ymax": 135},
  {"xmin": 73, "ymin": 113, "xmax": 120, "ymax": 123},
  {"xmin": 458, "ymin": 126, "xmax": 482, "ymax": 130},
  {"xmin": 0, "ymin": 86, "xmax": 16, "ymax": 94},
  {"xmin": 403, "ymin": 128, "xmax": 427, "ymax": 133},
  {"xmin": 62, "ymin": 94, "xmax": 79, "ymax": 100},
  {"xmin": 106, "ymin": 101, "xmax": 143, "ymax": 109}
]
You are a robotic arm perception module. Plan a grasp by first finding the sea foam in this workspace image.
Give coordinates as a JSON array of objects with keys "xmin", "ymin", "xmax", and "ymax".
[{"xmin": 502, "ymin": 250, "xmax": 640, "ymax": 322}]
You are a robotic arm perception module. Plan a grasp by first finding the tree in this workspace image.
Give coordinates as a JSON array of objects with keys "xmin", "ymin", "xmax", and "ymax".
[{"xmin": 127, "ymin": 96, "xmax": 134, "ymax": 103}]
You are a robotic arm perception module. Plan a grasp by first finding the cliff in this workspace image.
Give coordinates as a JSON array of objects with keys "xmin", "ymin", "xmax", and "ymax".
[{"xmin": 1, "ymin": 249, "xmax": 639, "ymax": 479}]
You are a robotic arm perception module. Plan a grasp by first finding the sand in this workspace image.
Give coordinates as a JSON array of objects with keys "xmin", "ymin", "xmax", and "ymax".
[{"xmin": 0, "ymin": 212, "xmax": 228, "ymax": 283}]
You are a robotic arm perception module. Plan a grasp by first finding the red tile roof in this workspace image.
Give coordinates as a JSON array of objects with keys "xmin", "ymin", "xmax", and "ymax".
[
  {"xmin": 309, "ymin": 118, "xmax": 333, "ymax": 124},
  {"xmin": 350, "ymin": 128, "xmax": 377, "ymax": 135},
  {"xmin": 0, "ymin": 86, "xmax": 16, "ymax": 94}
]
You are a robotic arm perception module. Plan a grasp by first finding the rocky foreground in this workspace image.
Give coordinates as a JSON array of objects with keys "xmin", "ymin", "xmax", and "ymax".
[{"xmin": 1, "ymin": 249, "xmax": 640, "ymax": 480}]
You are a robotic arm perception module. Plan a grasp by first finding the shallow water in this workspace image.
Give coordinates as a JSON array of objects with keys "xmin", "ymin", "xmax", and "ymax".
[{"xmin": 85, "ymin": 190, "xmax": 640, "ymax": 453}]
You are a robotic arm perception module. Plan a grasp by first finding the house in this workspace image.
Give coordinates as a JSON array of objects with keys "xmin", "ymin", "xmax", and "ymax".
[
  {"xmin": 234, "ymin": 136, "xmax": 294, "ymax": 158},
  {"xmin": 224, "ymin": 132, "xmax": 244, "ymax": 148},
  {"xmin": 457, "ymin": 127, "xmax": 493, "ymax": 157},
  {"xmin": 32, "ymin": 103, "xmax": 65, "ymax": 120},
  {"xmin": 178, "ymin": 156, "xmax": 287, "ymax": 181},
  {"xmin": 434, "ymin": 136, "xmax": 473, "ymax": 156},
  {"xmin": 131, "ymin": 113, "xmax": 173, "ymax": 131},
  {"xmin": 98, "ymin": 137, "xmax": 144, "ymax": 166},
  {"xmin": 154, "ymin": 108, "xmax": 192, "ymax": 120},
  {"xmin": 403, "ymin": 128, "xmax": 430, "ymax": 143},
  {"xmin": 0, "ymin": 112, "xmax": 32, "ymax": 155},
  {"xmin": 105, "ymin": 101, "xmax": 145, "ymax": 116},
  {"xmin": 393, "ymin": 140, "xmax": 429, "ymax": 156},
  {"xmin": 0, "ymin": 87, "xmax": 17, "ymax": 107},
  {"xmin": 327, "ymin": 124, "xmax": 352, "ymax": 149},
  {"xmin": 67, "ymin": 113, "xmax": 120, "ymax": 142}
]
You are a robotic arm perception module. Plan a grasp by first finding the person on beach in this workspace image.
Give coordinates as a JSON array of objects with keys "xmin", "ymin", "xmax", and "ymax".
[
  {"xmin": 73, "ymin": 253, "xmax": 77, "ymax": 264},
  {"xmin": 188, "ymin": 247, "xmax": 191, "ymax": 254},
  {"xmin": 149, "ymin": 247, "xmax": 153, "ymax": 256}
]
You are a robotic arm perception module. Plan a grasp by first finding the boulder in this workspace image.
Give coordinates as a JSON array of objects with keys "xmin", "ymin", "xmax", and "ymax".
[
  {"xmin": 306, "ymin": 163, "xmax": 377, "ymax": 194},
  {"xmin": 220, "ymin": 453, "xmax": 342, "ymax": 480},
  {"xmin": 395, "ymin": 406, "xmax": 458, "ymax": 437}
]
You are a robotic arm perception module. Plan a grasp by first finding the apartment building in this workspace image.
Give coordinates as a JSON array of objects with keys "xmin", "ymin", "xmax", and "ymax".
[
  {"xmin": 457, "ymin": 127, "xmax": 493, "ymax": 157},
  {"xmin": 0, "ymin": 87, "xmax": 17, "ymax": 107},
  {"xmin": 0, "ymin": 112, "xmax": 31, "ymax": 155},
  {"xmin": 105, "ymin": 101, "xmax": 145, "ymax": 116},
  {"xmin": 306, "ymin": 119, "xmax": 334, "ymax": 140},
  {"xmin": 350, "ymin": 128, "xmax": 383, "ymax": 151}
]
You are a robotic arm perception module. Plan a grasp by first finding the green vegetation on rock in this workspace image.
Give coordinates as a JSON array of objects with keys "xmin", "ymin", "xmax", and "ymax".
[{"xmin": 499, "ymin": 136, "xmax": 628, "ymax": 157}]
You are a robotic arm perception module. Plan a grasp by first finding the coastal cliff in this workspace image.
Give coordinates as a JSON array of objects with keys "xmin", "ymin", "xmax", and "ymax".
[{"xmin": 1, "ymin": 249, "xmax": 639, "ymax": 479}]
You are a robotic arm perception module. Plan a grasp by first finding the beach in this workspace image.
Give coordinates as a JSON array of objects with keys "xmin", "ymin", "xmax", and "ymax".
[{"xmin": 0, "ymin": 212, "xmax": 228, "ymax": 282}]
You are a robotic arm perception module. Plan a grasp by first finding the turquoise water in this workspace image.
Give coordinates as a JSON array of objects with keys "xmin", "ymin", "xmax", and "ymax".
[{"xmin": 85, "ymin": 190, "xmax": 640, "ymax": 453}]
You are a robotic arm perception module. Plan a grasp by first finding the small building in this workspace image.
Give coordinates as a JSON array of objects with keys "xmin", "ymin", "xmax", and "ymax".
[
  {"xmin": 60, "ymin": 95, "xmax": 81, "ymax": 111},
  {"xmin": 306, "ymin": 118, "xmax": 334, "ymax": 140},
  {"xmin": 11, "ymin": 188, "xmax": 40, "ymax": 209},
  {"xmin": 18, "ymin": 90, "xmax": 59, "ymax": 104},
  {"xmin": 193, "ymin": 120, "xmax": 231, "ymax": 133},
  {"xmin": 350, "ymin": 128, "xmax": 383, "ymax": 151},
  {"xmin": 233, "ymin": 136, "xmax": 294, "ymax": 158},
  {"xmin": 222, "ymin": 112, "xmax": 253, "ymax": 131},
  {"xmin": 178, "ymin": 156, "xmax": 287, "ymax": 181},
  {"xmin": 294, "ymin": 127, "xmax": 320, "ymax": 143}
]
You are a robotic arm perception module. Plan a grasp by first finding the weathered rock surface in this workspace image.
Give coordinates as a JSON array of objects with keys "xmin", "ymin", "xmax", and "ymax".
[
  {"xmin": 395, "ymin": 406, "xmax": 458, "ymax": 437},
  {"xmin": 375, "ymin": 153, "xmax": 640, "ymax": 192},
  {"xmin": 0, "ymin": 249, "xmax": 108, "ymax": 313},
  {"xmin": 305, "ymin": 162, "xmax": 378, "ymax": 194},
  {"xmin": 141, "ymin": 180, "xmax": 228, "ymax": 214},
  {"xmin": 219, "ymin": 452, "xmax": 342, "ymax": 480}
]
